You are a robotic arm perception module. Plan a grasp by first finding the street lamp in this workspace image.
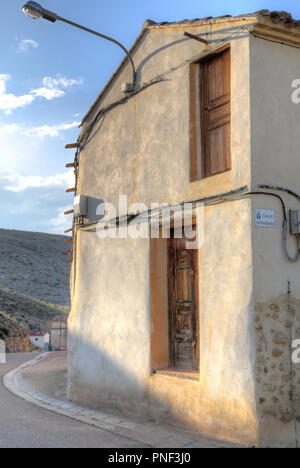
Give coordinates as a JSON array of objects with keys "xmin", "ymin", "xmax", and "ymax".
[{"xmin": 22, "ymin": 1, "xmax": 136, "ymax": 89}]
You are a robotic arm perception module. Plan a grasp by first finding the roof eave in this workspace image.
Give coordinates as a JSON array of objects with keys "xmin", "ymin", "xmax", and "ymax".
[
  {"xmin": 79, "ymin": 15, "xmax": 259, "ymax": 129},
  {"xmin": 79, "ymin": 11, "xmax": 300, "ymax": 130},
  {"xmin": 252, "ymin": 16, "xmax": 300, "ymax": 47}
]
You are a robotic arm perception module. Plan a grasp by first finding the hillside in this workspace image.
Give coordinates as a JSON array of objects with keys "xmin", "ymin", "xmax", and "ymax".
[
  {"xmin": 0, "ymin": 228, "xmax": 70, "ymax": 339},
  {"xmin": 0, "ymin": 229, "xmax": 71, "ymax": 307},
  {"xmin": 0, "ymin": 310, "xmax": 33, "ymax": 352},
  {"xmin": 0, "ymin": 286, "xmax": 69, "ymax": 333}
]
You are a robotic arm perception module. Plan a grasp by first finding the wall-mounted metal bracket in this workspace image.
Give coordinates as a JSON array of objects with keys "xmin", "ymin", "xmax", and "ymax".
[{"xmin": 184, "ymin": 31, "xmax": 208, "ymax": 45}]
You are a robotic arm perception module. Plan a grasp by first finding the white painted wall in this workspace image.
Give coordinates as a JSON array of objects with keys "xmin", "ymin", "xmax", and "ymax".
[
  {"xmin": 29, "ymin": 333, "xmax": 49, "ymax": 350},
  {"xmin": 68, "ymin": 18, "xmax": 257, "ymax": 446}
]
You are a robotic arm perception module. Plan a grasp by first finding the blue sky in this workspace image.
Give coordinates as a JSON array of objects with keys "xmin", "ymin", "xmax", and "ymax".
[{"xmin": 1, "ymin": 1, "xmax": 300, "ymax": 234}]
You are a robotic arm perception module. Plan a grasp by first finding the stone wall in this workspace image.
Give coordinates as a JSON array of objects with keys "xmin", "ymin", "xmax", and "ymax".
[{"xmin": 255, "ymin": 294, "xmax": 300, "ymax": 446}]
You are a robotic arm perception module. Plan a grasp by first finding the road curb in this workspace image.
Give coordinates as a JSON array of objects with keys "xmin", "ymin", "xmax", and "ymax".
[{"xmin": 3, "ymin": 353, "xmax": 239, "ymax": 448}]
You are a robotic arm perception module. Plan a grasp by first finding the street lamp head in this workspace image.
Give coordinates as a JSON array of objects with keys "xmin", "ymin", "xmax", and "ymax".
[
  {"xmin": 22, "ymin": 1, "xmax": 43, "ymax": 19},
  {"xmin": 22, "ymin": 2, "xmax": 58, "ymax": 22}
]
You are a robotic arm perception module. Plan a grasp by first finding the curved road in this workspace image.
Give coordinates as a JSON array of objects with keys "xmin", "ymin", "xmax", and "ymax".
[{"xmin": 0, "ymin": 353, "xmax": 147, "ymax": 448}]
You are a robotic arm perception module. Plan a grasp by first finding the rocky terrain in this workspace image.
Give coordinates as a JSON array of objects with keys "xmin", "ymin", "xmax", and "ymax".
[
  {"xmin": 0, "ymin": 310, "xmax": 32, "ymax": 353},
  {"xmin": 0, "ymin": 229, "xmax": 71, "ymax": 307},
  {"xmin": 0, "ymin": 286, "xmax": 69, "ymax": 333},
  {"xmin": 0, "ymin": 229, "xmax": 70, "ymax": 349}
]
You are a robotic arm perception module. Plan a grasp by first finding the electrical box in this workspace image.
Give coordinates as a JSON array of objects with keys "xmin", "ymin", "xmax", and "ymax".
[
  {"xmin": 121, "ymin": 82, "xmax": 132, "ymax": 93},
  {"xmin": 74, "ymin": 195, "xmax": 88, "ymax": 217},
  {"xmin": 290, "ymin": 210, "xmax": 300, "ymax": 235}
]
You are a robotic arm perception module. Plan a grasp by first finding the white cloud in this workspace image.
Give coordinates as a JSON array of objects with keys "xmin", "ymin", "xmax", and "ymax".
[
  {"xmin": 0, "ymin": 75, "xmax": 34, "ymax": 111},
  {"xmin": 0, "ymin": 92, "xmax": 34, "ymax": 111},
  {"xmin": 0, "ymin": 173, "xmax": 75, "ymax": 235},
  {"xmin": 0, "ymin": 75, "xmax": 9, "ymax": 94},
  {"xmin": 43, "ymin": 77, "xmax": 83, "ymax": 88},
  {"xmin": 31, "ymin": 76, "xmax": 84, "ymax": 100},
  {"xmin": 48, "ymin": 205, "xmax": 74, "ymax": 234},
  {"xmin": 0, "ymin": 171, "xmax": 75, "ymax": 192},
  {"xmin": 0, "ymin": 74, "xmax": 83, "ymax": 112},
  {"xmin": 0, "ymin": 123, "xmax": 20, "ymax": 134},
  {"xmin": 30, "ymin": 86, "xmax": 65, "ymax": 100},
  {"xmin": 23, "ymin": 121, "xmax": 80, "ymax": 139},
  {"xmin": 18, "ymin": 39, "xmax": 39, "ymax": 52},
  {"xmin": 0, "ymin": 120, "xmax": 80, "ymax": 139}
]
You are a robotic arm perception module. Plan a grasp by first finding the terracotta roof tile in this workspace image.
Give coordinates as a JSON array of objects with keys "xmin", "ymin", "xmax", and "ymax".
[{"xmin": 145, "ymin": 10, "xmax": 299, "ymax": 28}]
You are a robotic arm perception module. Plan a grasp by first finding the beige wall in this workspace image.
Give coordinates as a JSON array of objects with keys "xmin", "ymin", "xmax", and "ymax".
[
  {"xmin": 52, "ymin": 322, "xmax": 67, "ymax": 329},
  {"xmin": 51, "ymin": 326, "xmax": 68, "ymax": 350},
  {"xmin": 250, "ymin": 35, "xmax": 300, "ymax": 447},
  {"xmin": 68, "ymin": 20, "xmax": 258, "ymax": 445}
]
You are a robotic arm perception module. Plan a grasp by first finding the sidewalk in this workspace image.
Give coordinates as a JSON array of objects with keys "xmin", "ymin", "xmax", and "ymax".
[
  {"xmin": 22, "ymin": 351, "xmax": 68, "ymax": 401},
  {"xmin": 4, "ymin": 352, "xmax": 245, "ymax": 448}
]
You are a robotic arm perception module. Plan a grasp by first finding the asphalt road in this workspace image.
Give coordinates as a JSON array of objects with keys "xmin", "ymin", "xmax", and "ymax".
[{"xmin": 0, "ymin": 353, "xmax": 147, "ymax": 448}]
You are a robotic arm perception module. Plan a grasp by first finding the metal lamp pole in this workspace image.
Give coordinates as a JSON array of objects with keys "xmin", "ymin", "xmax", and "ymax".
[{"xmin": 22, "ymin": 1, "xmax": 136, "ymax": 89}]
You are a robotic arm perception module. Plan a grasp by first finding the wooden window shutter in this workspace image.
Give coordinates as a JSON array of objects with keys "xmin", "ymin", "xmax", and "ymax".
[{"xmin": 200, "ymin": 47, "xmax": 231, "ymax": 178}]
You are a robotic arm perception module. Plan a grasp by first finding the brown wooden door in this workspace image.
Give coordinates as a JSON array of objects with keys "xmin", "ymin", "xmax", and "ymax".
[
  {"xmin": 200, "ymin": 47, "xmax": 231, "ymax": 177},
  {"xmin": 168, "ymin": 235, "xmax": 199, "ymax": 370}
]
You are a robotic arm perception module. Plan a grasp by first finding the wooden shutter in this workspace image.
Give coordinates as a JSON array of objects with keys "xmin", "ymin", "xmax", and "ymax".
[
  {"xmin": 200, "ymin": 47, "xmax": 231, "ymax": 177},
  {"xmin": 168, "ymin": 234, "xmax": 199, "ymax": 370}
]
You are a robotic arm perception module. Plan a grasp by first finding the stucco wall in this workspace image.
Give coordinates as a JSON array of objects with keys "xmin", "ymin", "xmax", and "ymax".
[
  {"xmin": 51, "ymin": 330, "xmax": 67, "ymax": 350},
  {"xmin": 250, "ymin": 35, "xmax": 300, "ymax": 447},
  {"xmin": 29, "ymin": 335, "xmax": 48, "ymax": 350},
  {"xmin": 68, "ymin": 20, "xmax": 257, "ymax": 445}
]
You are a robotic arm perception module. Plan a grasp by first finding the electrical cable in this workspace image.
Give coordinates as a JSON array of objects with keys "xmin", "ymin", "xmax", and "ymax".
[
  {"xmin": 78, "ymin": 185, "xmax": 248, "ymax": 229},
  {"xmin": 78, "ymin": 26, "xmax": 251, "ymax": 149},
  {"xmin": 258, "ymin": 184, "xmax": 300, "ymax": 203},
  {"xmin": 217, "ymin": 190, "xmax": 299, "ymax": 263},
  {"xmin": 78, "ymin": 188, "xmax": 300, "ymax": 263},
  {"xmin": 257, "ymin": 185, "xmax": 300, "ymax": 262}
]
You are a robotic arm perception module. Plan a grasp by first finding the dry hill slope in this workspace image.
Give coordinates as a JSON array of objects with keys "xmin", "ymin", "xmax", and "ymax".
[
  {"xmin": 0, "ymin": 286, "xmax": 69, "ymax": 332},
  {"xmin": 0, "ymin": 228, "xmax": 70, "ymax": 337},
  {"xmin": 0, "ymin": 228, "xmax": 70, "ymax": 306}
]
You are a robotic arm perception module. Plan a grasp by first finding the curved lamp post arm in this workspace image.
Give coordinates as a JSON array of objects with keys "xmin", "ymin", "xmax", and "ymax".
[
  {"xmin": 57, "ymin": 16, "xmax": 136, "ymax": 88},
  {"xmin": 22, "ymin": 2, "xmax": 136, "ymax": 89}
]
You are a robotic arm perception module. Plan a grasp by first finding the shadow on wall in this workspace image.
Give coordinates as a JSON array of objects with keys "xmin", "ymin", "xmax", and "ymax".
[
  {"xmin": 67, "ymin": 328, "xmax": 258, "ymax": 445},
  {"xmin": 136, "ymin": 24, "xmax": 253, "ymax": 79},
  {"xmin": 66, "ymin": 287, "xmax": 300, "ymax": 446}
]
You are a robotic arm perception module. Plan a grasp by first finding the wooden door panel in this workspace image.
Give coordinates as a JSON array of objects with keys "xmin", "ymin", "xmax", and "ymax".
[
  {"xmin": 168, "ymin": 235, "xmax": 199, "ymax": 370},
  {"xmin": 176, "ymin": 342, "xmax": 194, "ymax": 369},
  {"xmin": 176, "ymin": 269, "xmax": 190, "ymax": 301}
]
